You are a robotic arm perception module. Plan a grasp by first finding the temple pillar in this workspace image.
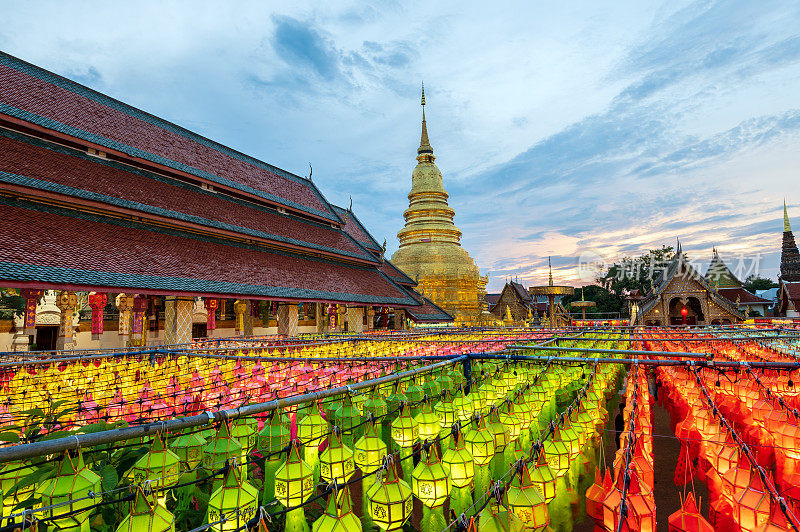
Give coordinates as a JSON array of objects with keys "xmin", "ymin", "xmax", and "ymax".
[
  {"xmin": 55, "ymin": 291, "xmax": 77, "ymax": 350},
  {"xmin": 395, "ymin": 309, "xmax": 406, "ymax": 330},
  {"xmin": 164, "ymin": 296, "xmax": 193, "ymax": 345},
  {"xmin": 116, "ymin": 294, "xmax": 134, "ymax": 346},
  {"xmin": 367, "ymin": 307, "xmax": 375, "ymax": 331},
  {"xmin": 277, "ymin": 303, "xmax": 299, "ymax": 337},
  {"xmin": 315, "ymin": 303, "xmax": 325, "ymax": 333},
  {"xmin": 347, "ymin": 306, "xmax": 365, "ymax": 334}
]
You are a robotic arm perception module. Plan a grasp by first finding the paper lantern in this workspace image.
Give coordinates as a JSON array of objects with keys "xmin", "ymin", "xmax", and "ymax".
[
  {"xmin": 367, "ymin": 457, "xmax": 413, "ymax": 531},
  {"xmin": 586, "ymin": 468, "xmax": 611, "ymax": 529},
  {"xmin": 37, "ymin": 450, "xmax": 101, "ymax": 532},
  {"xmin": 442, "ymin": 431, "xmax": 475, "ymax": 488},
  {"xmin": 127, "ymin": 434, "xmax": 180, "ymax": 494},
  {"xmin": 115, "ymin": 487, "xmax": 175, "ymax": 532},
  {"xmin": 206, "ymin": 465, "xmax": 258, "ymax": 531},
  {"xmin": 354, "ymin": 421, "xmax": 388, "ymax": 474},
  {"xmin": 312, "ymin": 486, "xmax": 362, "ymax": 532},
  {"xmin": 363, "ymin": 389, "xmax": 389, "ymax": 419},
  {"xmin": 454, "ymin": 392, "xmax": 474, "ymax": 423},
  {"xmin": 478, "ymin": 500, "xmax": 524, "ymax": 532},
  {"xmin": 434, "ymin": 391, "xmax": 458, "ymax": 436},
  {"xmin": 320, "ymin": 429, "xmax": 356, "ymax": 485},
  {"xmin": 414, "ymin": 401, "xmax": 441, "ymax": 442},
  {"xmin": 230, "ymin": 416, "xmax": 259, "ymax": 462},
  {"xmin": 257, "ymin": 413, "xmax": 290, "ymax": 457},
  {"xmin": 202, "ymin": 422, "xmax": 243, "ymax": 492},
  {"xmin": 169, "ymin": 431, "xmax": 206, "ymax": 474},
  {"xmin": 668, "ymin": 492, "xmax": 712, "ymax": 532},
  {"xmin": 464, "ymin": 416, "xmax": 496, "ymax": 466},
  {"xmin": 391, "ymin": 404, "xmax": 419, "ymax": 449},
  {"xmin": 274, "ymin": 442, "xmax": 315, "ymax": 508},
  {"xmin": 506, "ymin": 462, "xmax": 549, "ymax": 531},
  {"xmin": 0, "ymin": 460, "xmax": 35, "ymax": 517},
  {"xmin": 335, "ymin": 395, "xmax": 364, "ymax": 445},
  {"xmin": 411, "ymin": 446, "xmax": 451, "ymax": 508},
  {"xmin": 499, "ymin": 405, "xmax": 522, "ymax": 442},
  {"xmin": 530, "ymin": 449, "xmax": 557, "ymax": 504},
  {"xmin": 736, "ymin": 472, "xmax": 770, "ymax": 531},
  {"xmin": 488, "ymin": 408, "xmax": 510, "ymax": 452}
]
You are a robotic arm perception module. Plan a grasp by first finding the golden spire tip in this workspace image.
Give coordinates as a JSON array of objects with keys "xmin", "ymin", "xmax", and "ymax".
[{"xmin": 785, "ymin": 199, "xmax": 792, "ymax": 232}]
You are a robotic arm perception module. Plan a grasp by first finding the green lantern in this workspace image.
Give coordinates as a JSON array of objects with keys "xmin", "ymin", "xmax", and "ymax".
[
  {"xmin": 422, "ymin": 378, "xmax": 440, "ymax": 400},
  {"xmin": 297, "ymin": 402, "xmax": 328, "ymax": 468},
  {"xmin": 390, "ymin": 404, "xmax": 419, "ymax": 449},
  {"xmin": 488, "ymin": 408, "xmax": 510, "ymax": 453},
  {"xmin": 480, "ymin": 382, "xmax": 498, "ymax": 408},
  {"xmin": 414, "ymin": 400, "xmax": 441, "ymax": 443},
  {"xmin": 202, "ymin": 422, "xmax": 243, "ymax": 493},
  {"xmin": 275, "ymin": 442, "xmax": 315, "ymax": 508},
  {"xmin": 0, "ymin": 460, "xmax": 35, "ymax": 517},
  {"xmin": 464, "ymin": 416, "xmax": 496, "ymax": 466},
  {"xmin": 37, "ymin": 450, "xmax": 101, "ymax": 532},
  {"xmin": 404, "ymin": 382, "xmax": 425, "ymax": 415},
  {"xmin": 442, "ymin": 429, "xmax": 474, "ymax": 517},
  {"xmin": 363, "ymin": 389, "xmax": 389, "ymax": 439},
  {"xmin": 434, "ymin": 390, "xmax": 458, "ymax": 437},
  {"xmin": 530, "ymin": 449, "xmax": 557, "ymax": 504},
  {"xmin": 115, "ymin": 487, "xmax": 175, "ymax": 532},
  {"xmin": 257, "ymin": 413, "xmax": 291, "ymax": 457},
  {"xmin": 542, "ymin": 438, "xmax": 570, "ymax": 478},
  {"xmin": 367, "ymin": 457, "xmax": 413, "ymax": 531},
  {"xmin": 354, "ymin": 421, "xmax": 388, "ymax": 474},
  {"xmin": 478, "ymin": 499, "xmax": 524, "ymax": 532},
  {"xmin": 206, "ymin": 464, "xmax": 258, "ymax": 532},
  {"xmin": 335, "ymin": 394, "xmax": 364, "ymax": 447},
  {"xmin": 499, "ymin": 404, "xmax": 523, "ymax": 443},
  {"xmin": 127, "ymin": 434, "xmax": 180, "ymax": 499},
  {"xmin": 320, "ymin": 429, "xmax": 355, "ymax": 485},
  {"xmin": 506, "ymin": 463, "xmax": 549, "ymax": 531},
  {"xmin": 312, "ymin": 486, "xmax": 362, "ymax": 532},
  {"xmin": 230, "ymin": 415, "xmax": 259, "ymax": 464},
  {"xmin": 436, "ymin": 373, "xmax": 454, "ymax": 395},
  {"xmin": 169, "ymin": 431, "xmax": 206, "ymax": 478},
  {"xmin": 412, "ymin": 446, "xmax": 450, "ymax": 509},
  {"xmin": 453, "ymin": 390, "xmax": 473, "ymax": 423},
  {"xmin": 448, "ymin": 369, "xmax": 464, "ymax": 389}
]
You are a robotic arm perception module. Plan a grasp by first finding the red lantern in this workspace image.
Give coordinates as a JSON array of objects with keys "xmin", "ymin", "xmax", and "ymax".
[
  {"xmin": 586, "ymin": 468, "xmax": 611, "ymax": 530},
  {"xmin": 735, "ymin": 472, "xmax": 770, "ymax": 531},
  {"xmin": 668, "ymin": 492, "xmax": 713, "ymax": 532},
  {"xmin": 88, "ymin": 292, "xmax": 108, "ymax": 338},
  {"xmin": 204, "ymin": 299, "xmax": 218, "ymax": 331}
]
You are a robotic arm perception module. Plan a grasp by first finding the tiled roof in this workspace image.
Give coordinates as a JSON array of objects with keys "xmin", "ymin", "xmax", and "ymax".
[
  {"xmin": 0, "ymin": 199, "xmax": 418, "ymax": 306},
  {"xmin": 717, "ymin": 287, "xmax": 772, "ymax": 305},
  {"xmin": 332, "ymin": 205, "xmax": 382, "ymax": 252},
  {"xmin": 705, "ymin": 251, "xmax": 742, "ymax": 288},
  {"xmin": 784, "ymin": 281, "xmax": 800, "ymax": 301},
  {"xmin": 0, "ymin": 52, "xmax": 339, "ymax": 221},
  {"xmin": 0, "ymin": 130, "xmax": 374, "ymax": 262},
  {"xmin": 379, "ymin": 260, "xmax": 416, "ymax": 286},
  {"xmin": 485, "ymin": 293, "xmax": 501, "ymax": 306},
  {"xmin": 510, "ymin": 281, "xmax": 532, "ymax": 302}
]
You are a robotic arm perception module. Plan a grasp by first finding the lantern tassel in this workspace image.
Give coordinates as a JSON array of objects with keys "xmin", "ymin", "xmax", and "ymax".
[{"xmin": 262, "ymin": 458, "xmax": 282, "ymax": 513}]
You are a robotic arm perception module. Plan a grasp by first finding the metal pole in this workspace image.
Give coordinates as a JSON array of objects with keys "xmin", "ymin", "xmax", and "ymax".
[{"xmin": 507, "ymin": 345, "xmax": 710, "ymax": 359}]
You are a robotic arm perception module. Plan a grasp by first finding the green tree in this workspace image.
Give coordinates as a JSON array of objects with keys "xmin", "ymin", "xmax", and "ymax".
[
  {"xmin": 743, "ymin": 275, "xmax": 778, "ymax": 293},
  {"xmin": 562, "ymin": 284, "xmax": 624, "ymax": 317}
]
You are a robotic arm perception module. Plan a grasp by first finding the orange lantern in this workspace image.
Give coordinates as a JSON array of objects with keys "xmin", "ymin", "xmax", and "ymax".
[{"xmin": 668, "ymin": 492, "xmax": 713, "ymax": 532}]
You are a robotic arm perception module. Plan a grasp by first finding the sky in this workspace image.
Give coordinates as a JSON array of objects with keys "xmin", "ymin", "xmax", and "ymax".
[{"xmin": 1, "ymin": 0, "xmax": 799, "ymax": 291}]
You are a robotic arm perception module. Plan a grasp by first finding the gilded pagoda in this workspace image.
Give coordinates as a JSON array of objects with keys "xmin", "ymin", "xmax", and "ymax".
[{"xmin": 390, "ymin": 87, "xmax": 487, "ymax": 325}]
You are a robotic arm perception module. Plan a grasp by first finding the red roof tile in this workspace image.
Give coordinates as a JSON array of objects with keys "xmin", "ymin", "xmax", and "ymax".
[
  {"xmin": 332, "ymin": 206, "xmax": 382, "ymax": 252},
  {"xmin": 717, "ymin": 287, "xmax": 772, "ymax": 305},
  {"xmin": 0, "ymin": 201, "xmax": 416, "ymax": 305},
  {"xmin": 0, "ymin": 132, "xmax": 371, "ymax": 261},
  {"xmin": 0, "ymin": 53, "xmax": 336, "ymax": 220}
]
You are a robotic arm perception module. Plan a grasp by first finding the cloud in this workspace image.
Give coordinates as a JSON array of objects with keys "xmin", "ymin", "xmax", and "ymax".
[{"xmin": 271, "ymin": 15, "xmax": 341, "ymax": 80}]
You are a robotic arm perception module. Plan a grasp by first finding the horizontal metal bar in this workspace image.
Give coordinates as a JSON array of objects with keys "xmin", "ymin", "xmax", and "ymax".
[
  {"xmin": 507, "ymin": 344, "xmax": 711, "ymax": 359},
  {"xmin": 478, "ymin": 354, "xmax": 800, "ymax": 370},
  {"xmin": 0, "ymin": 356, "xmax": 466, "ymax": 464}
]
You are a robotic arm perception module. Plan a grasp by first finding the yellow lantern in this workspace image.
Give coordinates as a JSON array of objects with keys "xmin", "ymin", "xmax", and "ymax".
[
  {"xmin": 312, "ymin": 486, "xmax": 362, "ymax": 532},
  {"xmin": 411, "ymin": 446, "xmax": 451, "ymax": 508},
  {"xmin": 206, "ymin": 464, "xmax": 258, "ymax": 532},
  {"xmin": 0, "ymin": 460, "xmax": 35, "ymax": 517},
  {"xmin": 464, "ymin": 416, "xmax": 496, "ymax": 466},
  {"xmin": 274, "ymin": 442, "xmax": 315, "ymax": 508},
  {"xmin": 320, "ymin": 429, "xmax": 356, "ymax": 485},
  {"xmin": 506, "ymin": 463, "xmax": 549, "ymax": 531},
  {"xmin": 354, "ymin": 421, "xmax": 388, "ymax": 474},
  {"xmin": 434, "ymin": 390, "xmax": 458, "ymax": 436},
  {"xmin": 414, "ymin": 401, "xmax": 441, "ymax": 442},
  {"xmin": 367, "ymin": 457, "xmax": 413, "ymax": 531},
  {"xmin": 530, "ymin": 449, "xmax": 557, "ymax": 504},
  {"xmin": 115, "ymin": 487, "xmax": 175, "ymax": 532},
  {"xmin": 390, "ymin": 404, "xmax": 419, "ymax": 449},
  {"xmin": 442, "ymin": 431, "xmax": 475, "ymax": 488}
]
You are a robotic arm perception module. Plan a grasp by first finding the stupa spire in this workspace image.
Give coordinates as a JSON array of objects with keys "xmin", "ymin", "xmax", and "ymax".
[
  {"xmin": 548, "ymin": 257, "xmax": 554, "ymax": 286},
  {"xmin": 785, "ymin": 199, "xmax": 792, "ymax": 232},
  {"xmin": 417, "ymin": 82, "xmax": 434, "ymax": 161}
]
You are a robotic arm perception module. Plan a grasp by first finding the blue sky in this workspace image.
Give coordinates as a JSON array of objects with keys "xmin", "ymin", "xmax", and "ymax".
[{"xmin": 2, "ymin": 0, "xmax": 799, "ymax": 291}]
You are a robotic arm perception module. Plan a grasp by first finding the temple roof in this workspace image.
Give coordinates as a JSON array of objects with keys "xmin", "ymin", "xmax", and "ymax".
[
  {"xmin": 332, "ymin": 205, "xmax": 383, "ymax": 253},
  {"xmin": 0, "ymin": 129, "xmax": 374, "ymax": 263},
  {"xmin": 717, "ymin": 287, "xmax": 772, "ymax": 305},
  {"xmin": 0, "ymin": 51, "xmax": 340, "ymax": 222},
  {"xmin": 403, "ymin": 289, "xmax": 454, "ymax": 323},
  {"xmin": 639, "ymin": 250, "xmax": 744, "ymax": 320},
  {"xmin": 704, "ymin": 248, "xmax": 742, "ymax": 289},
  {"xmin": 0, "ymin": 198, "xmax": 418, "ymax": 306}
]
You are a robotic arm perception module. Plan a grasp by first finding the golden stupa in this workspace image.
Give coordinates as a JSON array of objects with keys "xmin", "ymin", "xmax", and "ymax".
[{"xmin": 391, "ymin": 85, "xmax": 487, "ymax": 325}]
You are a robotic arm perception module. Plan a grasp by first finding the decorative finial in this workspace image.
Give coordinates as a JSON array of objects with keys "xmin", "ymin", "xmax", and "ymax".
[
  {"xmin": 581, "ymin": 285, "xmax": 585, "ymax": 300},
  {"xmin": 307, "ymin": 163, "xmax": 312, "ymax": 181},
  {"xmin": 548, "ymin": 257, "xmax": 553, "ymax": 287},
  {"xmin": 785, "ymin": 199, "xmax": 792, "ymax": 232},
  {"xmin": 417, "ymin": 82, "xmax": 434, "ymax": 160},
  {"xmin": 348, "ymin": 195, "xmax": 353, "ymax": 212},
  {"xmin": 676, "ymin": 237, "xmax": 682, "ymax": 255}
]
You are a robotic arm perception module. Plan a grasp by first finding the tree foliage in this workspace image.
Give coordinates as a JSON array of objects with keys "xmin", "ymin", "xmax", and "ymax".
[{"xmin": 743, "ymin": 275, "xmax": 778, "ymax": 293}]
